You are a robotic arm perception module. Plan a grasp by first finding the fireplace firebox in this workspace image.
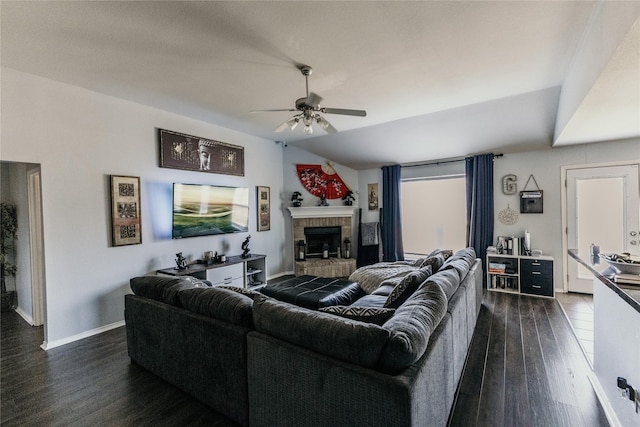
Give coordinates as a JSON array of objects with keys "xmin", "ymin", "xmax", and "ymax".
[{"xmin": 304, "ymin": 226, "xmax": 341, "ymax": 258}]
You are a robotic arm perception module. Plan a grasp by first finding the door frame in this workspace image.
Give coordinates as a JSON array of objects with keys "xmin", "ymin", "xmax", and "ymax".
[
  {"xmin": 561, "ymin": 160, "xmax": 640, "ymax": 293},
  {"xmin": 27, "ymin": 168, "xmax": 45, "ymax": 327}
]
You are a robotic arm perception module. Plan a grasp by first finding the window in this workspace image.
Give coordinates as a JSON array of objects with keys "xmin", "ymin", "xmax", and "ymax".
[{"xmin": 401, "ymin": 176, "xmax": 467, "ymax": 258}]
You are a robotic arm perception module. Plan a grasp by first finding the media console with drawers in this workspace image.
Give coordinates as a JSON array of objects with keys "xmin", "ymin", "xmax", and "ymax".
[
  {"xmin": 157, "ymin": 254, "xmax": 266, "ymax": 289},
  {"xmin": 487, "ymin": 254, "xmax": 554, "ymax": 297}
]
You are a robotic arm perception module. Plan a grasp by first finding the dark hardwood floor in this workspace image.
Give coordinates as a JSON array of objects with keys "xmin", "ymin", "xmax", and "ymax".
[
  {"xmin": 1, "ymin": 290, "xmax": 608, "ymax": 426},
  {"xmin": 450, "ymin": 291, "xmax": 608, "ymax": 427}
]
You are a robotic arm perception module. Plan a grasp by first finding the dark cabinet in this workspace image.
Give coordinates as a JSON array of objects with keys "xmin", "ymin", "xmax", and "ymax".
[
  {"xmin": 487, "ymin": 254, "xmax": 554, "ymax": 298},
  {"xmin": 519, "ymin": 258, "xmax": 554, "ymax": 297}
]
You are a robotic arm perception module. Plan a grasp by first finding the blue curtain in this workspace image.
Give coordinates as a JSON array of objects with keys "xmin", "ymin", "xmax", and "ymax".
[
  {"xmin": 465, "ymin": 154, "xmax": 494, "ymax": 283},
  {"xmin": 381, "ymin": 164, "xmax": 404, "ymax": 262}
]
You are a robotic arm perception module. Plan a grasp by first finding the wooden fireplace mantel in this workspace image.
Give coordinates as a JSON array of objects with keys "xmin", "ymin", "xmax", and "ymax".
[{"xmin": 287, "ymin": 206, "xmax": 356, "ymax": 219}]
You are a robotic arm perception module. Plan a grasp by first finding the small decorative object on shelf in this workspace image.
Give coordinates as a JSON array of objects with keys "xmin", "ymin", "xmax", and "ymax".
[
  {"xmin": 342, "ymin": 190, "xmax": 355, "ymax": 206},
  {"xmin": 202, "ymin": 250, "xmax": 214, "ymax": 265},
  {"xmin": 343, "ymin": 238, "xmax": 351, "ymax": 259},
  {"xmin": 241, "ymin": 235, "xmax": 251, "ymax": 258},
  {"xmin": 318, "ymin": 193, "xmax": 329, "ymax": 206},
  {"xmin": 322, "ymin": 242, "xmax": 330, "ymax": 259},
  {"xmin": 291, "ymin": 191, "xmax": 303, "ymax": 207},
  {"xmin": 175, "ymin": 252, "xmax": 188, "ymax": 270},
  {"xmin": 297, "ymin": 240, "xmax": 306, "ymax": 261}
]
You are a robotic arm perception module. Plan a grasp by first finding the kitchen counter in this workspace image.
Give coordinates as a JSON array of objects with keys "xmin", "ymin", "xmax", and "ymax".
[
  {"xmin": 568, "ymin": 249, "xmax": 640, "ymax": 426},
  {"xmin": 568, "ymin": 249, "xmax": 640, "ymax": 313}
]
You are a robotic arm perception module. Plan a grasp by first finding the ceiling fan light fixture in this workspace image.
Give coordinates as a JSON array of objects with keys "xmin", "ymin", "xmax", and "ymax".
[
  {"xmin": 304, "ymin": 124, "xmax": 314, "ymax": 134},
  {"xmin": 287, "ymin": 117, "xmax": 299, "ymax": 130},
  {"xmin": 317, "ymin": 116, "xmax": 329, "ymax": 130}
]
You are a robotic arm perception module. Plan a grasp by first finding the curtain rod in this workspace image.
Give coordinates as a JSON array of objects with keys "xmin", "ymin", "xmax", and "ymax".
[{"xmin": 401, "ymin": 153, "xmax": 503, "ymax": 168}]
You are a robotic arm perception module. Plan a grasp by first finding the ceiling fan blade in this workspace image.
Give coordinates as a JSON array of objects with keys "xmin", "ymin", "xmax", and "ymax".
[
  {"xmin": 251, "ymin": 108, "xmax": 296, "ymax": 113},
  {"xmin": 305, "ymin": 92, "xmax": 323, "ymax": 108},
  {"xmin": 274, "ymin": 121, "xmax": 290, "ymax": 132},
  {"xmin": 321, "ymin": 107, "xmax": 367, "ymax": 117}
]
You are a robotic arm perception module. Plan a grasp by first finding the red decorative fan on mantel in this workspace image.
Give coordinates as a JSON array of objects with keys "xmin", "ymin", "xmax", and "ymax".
[{"xmin": 296, "ymin": 163, "xmax": 349, "ymax": 199}]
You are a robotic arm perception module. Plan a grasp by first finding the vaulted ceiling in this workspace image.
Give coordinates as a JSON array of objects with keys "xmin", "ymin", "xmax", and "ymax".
[{"xmin": 2, "ymin": 1, "xmax": 639, "ymax": 169}]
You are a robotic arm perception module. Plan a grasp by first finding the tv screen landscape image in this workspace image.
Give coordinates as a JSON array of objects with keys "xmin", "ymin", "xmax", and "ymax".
[{"xmin": 172, "ymin": 183, "xmax": 249, "ymax": 239}]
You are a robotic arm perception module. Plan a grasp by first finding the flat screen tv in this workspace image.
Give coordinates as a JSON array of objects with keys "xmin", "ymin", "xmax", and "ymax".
[{"xmin": 172, "ymin": 183, "xmax": 249, "ymax": 239}]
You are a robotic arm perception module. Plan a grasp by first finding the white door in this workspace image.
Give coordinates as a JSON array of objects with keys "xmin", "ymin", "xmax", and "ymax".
[{"xmin": 566, "ymin": 164, "xmax": 639, "ymax": 293}]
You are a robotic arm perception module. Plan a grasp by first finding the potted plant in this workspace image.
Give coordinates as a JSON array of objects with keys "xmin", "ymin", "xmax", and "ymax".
[
  {"xmin": 342, "ymin": 190, "xmax": 355, "ymax": 206},
  {"xmin": 291, "ymin": 191, "xmax": 303, "ymax": 207},
  {"xmin": 1, "ymin": 203, "xmax": 18, "ymax": 311}
]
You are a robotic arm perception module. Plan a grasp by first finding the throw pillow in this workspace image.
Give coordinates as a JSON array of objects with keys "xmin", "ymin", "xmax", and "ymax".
[
  {"xmin": 383, "ymin": 265, "xmax": 432, "ymax": 309},
  {"xmin": 418, "ymin": 249, "xmax": 453, "ymax": 271},
  {"xmin": 319, "ymin": 305, "xmax": 395, "ymax": 326},
  {"xmin": 182, "ymin": 276, "xmax": 213, "ymax": 287},
  {"xmin": 217, "ymin": 285, "xmax": 260, "ymax": 298}
]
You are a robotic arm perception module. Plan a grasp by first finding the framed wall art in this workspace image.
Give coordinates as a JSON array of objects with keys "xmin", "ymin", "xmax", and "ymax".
[
  {"xmin": 110, "ymin": 175, "xmax": 142, "ymax": 246},
  {"xmin": 257, "ymin": 186, "xmax": 270, "ymax": 232},
  {"xmin": 368, "ymin": 183, "xmax": 379, "ymax": 210},
  {"xmin": 159, "ymin": 129, "xmax": 244, "ymax": 176}
]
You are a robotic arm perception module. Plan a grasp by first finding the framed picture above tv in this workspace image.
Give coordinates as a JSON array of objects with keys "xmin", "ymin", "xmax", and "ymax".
[
  {"xmin": 159, "ymin": 129, "xmax": 244, "ymax": 176},
  {"xmin": 172, "ymin": 183, "xmax": 249, "ymax": 239}
]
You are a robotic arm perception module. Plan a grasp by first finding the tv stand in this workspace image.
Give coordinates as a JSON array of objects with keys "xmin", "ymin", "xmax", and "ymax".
[{"xmin": 157, "ymin": 254, "xmax": 266, "ymax": 289}]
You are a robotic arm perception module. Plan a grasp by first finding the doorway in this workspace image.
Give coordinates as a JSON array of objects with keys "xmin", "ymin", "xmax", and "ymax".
[
  {"xmin": 564, "ymin": 163, "xmax": 640, "ymax": 293},
  {"xmin": 28, "ymin": 168, "xmax": 45, "ymax": 327}
]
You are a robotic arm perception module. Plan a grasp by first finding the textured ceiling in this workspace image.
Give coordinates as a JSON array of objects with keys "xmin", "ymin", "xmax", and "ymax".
[{"xmin": 2, "ymin": 1, "xmax": 638, "ymax": 169}]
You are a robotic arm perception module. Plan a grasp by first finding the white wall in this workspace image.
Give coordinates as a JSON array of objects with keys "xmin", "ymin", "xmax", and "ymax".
[
  {"xmin": 281, "ymin": 145, "xmax": 359, "ymax": 271},
  {"xmin": 1, "ymin": 67, "xmax": 286, "ymax": 346},
  {"xmin": 357, "ymin": 168, "xmax": 383, "ymax": 225},
  {"xmin": 494, "ymin": 138, "xmax": 640, "ymax": 290},
  {"xmin": 355, "ymin": 138, "xmax": 639, "ymax": 291}
]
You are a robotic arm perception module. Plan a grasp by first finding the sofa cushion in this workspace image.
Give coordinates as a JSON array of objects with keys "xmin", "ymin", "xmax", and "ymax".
[
  {"xmin": 428, "ymin": 268, "xmax": 461, "ymax": 300},
  {"xmin": 348, "ymin": 263, "xmax": 422, "ymax": 294},
  {"xmin": 178, "ymin": 287, "xmax": 254, "ymax": 328},
  {"xmin": 253, "ymin": 295, "xmax": 390, "ymax": 368},
  {"xmin": 377, "ymin": 280, "xmax": 448, "ymax": 373},
  {"xmin": 319, "ymin": 305, "xmax": 395, "ymax": 326},
  {"xmin": 440, "ymin": 247, "xmax": 476, "ymax": 281},
  {"xmin": 383, "ymin": 265, "xmax": 432, "ymax": 309},
  {"xmin": 130, "ymin": 275, "xmax": 208, "ymax": 306},
  {"xmin": 349, "ymin": 294, "xmax": 387, "ymax": 308}
]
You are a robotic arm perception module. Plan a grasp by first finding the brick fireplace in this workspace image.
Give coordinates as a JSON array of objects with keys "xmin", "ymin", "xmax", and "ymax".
[{"xmin": 288, "ymin": 207, "xmax": 357, "ymax": 277}]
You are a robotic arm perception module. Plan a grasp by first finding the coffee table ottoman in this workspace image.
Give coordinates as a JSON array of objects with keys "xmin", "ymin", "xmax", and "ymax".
[{"xmin": 260, "ymin": 275, "xmax": 365, "ymax": 309}]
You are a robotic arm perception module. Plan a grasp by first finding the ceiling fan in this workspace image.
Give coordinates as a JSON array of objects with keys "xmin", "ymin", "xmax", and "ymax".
[{"xmin": 251, "ymin": 65, "xmax": 366, "ymax": 135}]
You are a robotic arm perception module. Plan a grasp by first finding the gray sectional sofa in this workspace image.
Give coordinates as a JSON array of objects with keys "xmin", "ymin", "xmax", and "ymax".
[{"xmin": 125, "ymin": 248, "xmax": 483, "ymax": 427}]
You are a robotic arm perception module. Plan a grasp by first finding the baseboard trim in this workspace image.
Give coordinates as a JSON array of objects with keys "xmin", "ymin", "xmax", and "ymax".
[
  {"xmin": 587, "ymin": 370, "xmax": 622, "ymax": 427},
  {"xmin": 14, "ymin": 306, "xmax": 34, "ymax": 326},
  {"xmin": 41, "ymin": 320, "xmax": 126, "ymax": 351}
]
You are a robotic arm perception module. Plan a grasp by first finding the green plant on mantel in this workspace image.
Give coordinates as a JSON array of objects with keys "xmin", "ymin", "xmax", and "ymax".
[{"xmin": 1, "ymin": 203, "xmax": 18, "ymax": 295}]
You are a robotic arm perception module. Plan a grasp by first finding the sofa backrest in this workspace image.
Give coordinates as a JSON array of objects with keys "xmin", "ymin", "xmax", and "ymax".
[
  {"xmin": 252, "ymin": 295, "xmax": 390, "ymax": 368},
  {"xmin": 179, "ymin": 287, "xmax": 255, "ymax": 328},
  {"xmin": 376, "ymin": 280, "xmax": 448, "ymax": 373},
  {"xmin": 130, "ymin": 275, "xmax": 209, "ymax": 306},
  {"xmin": 440, "ymin": 247, "xmax": 477, "ymax": 282},
  {"xmin": 129, "ymin": 275, "xmax": 255, "ymax": 327}
]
